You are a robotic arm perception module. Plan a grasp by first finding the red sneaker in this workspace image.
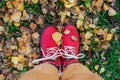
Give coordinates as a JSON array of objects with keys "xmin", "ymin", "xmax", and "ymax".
[
  {"xmin": 61, "ymin": 24, "xmax": 85, "ymax": 68},
  {"xmin": 32, "ymin": 25, "xmax": 61, "ymax": 69}
]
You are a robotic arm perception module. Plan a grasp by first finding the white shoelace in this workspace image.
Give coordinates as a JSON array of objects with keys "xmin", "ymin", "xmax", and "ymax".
[
  {"xmin": 60, "ymin": 46, "xmax": 85, "ymax": 59},
  {"xmin": 32, "ymin": 46, "xmax": 85, "ymax": 63},
  {"xmin": 32, "ymin": 47, "xmax": 61, "ymax": 63}
]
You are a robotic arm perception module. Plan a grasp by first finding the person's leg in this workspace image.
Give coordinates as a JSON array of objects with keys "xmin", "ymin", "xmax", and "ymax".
[
  {"xmin": 20, "ymin": 25, "xmax": 61, "ymax": 80},
  {"xmin": 61, "ymin": 25, "xmax": 102, "ymax": 80},
  {"xmin": 20, "ymin": 63, "xmax": 59, "ymax": 80},
  {"xmin": 60, "ymin": 63, "xmax": 102, "ymax": 80}
]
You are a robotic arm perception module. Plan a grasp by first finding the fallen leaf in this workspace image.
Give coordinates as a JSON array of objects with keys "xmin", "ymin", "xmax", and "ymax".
[
  {"xmin": 85, "ymin": 0, "xmax": 91, "ymax": 8},
  {"xmin": 18, "ymin": 3, "xmax": 24, "ymax": 11},
  {"xmin": 18, "ymin": 55, "xmax": 24, "ymax": 63},
  {"xmin": 0, "ymin": 74, "xmax": 5, "ymax": 80},
  {"xmin": 31, "ymin": 0, "xmax": 38, "ymax": 4},
  {"xmin": 89, "ymin": 24, "xmax": 96, "ymax": 28},
  {"xmin": 103, "ymin": 3, "xmax": 109, "ymax": 11},
  {"xmin": 95, "ymin": 65, "xmax": 99, "ymax": 70},
  {"xmin": 83, "ymin": 45, "xmax": 89, "ymax": 50},
  {"xmin": 6, "ymin": 1, "xmax": 13, "ymax": 8},
  {"xmin": 52, "ymin": 32, "xmax": 62, "ymax": 46},
  {"xmin": 101, "ymin": 42, "xmax": 110, "ymax": 49},
  {"xmin": 13, "ymin": 22, "xmax": 21, "ymax": 27},
  {"xmin": 85, "ymin": 32, "xmax": 93, "ymax": 39},
  {"xmin": 93, "ymin": 0, "xmax": 103, "ymax": 12},
  {"xmin": 0, "ymin": 26, "xmax": 5, "ymax": 34},
  {"xmin": 17, "ymin": 63, "xmax": 24, "ymax": 70},
  {"xmin": 60, "ymin": 11, "xmax": 67, "ymax": 23},
  {"xmin": 108, "ymin": 7, "xmax": 117, "ymax": 16},
  {"xmin": 106, "ymin": 34, "xmax": 113, "ymax": 41},
  {"xmin": 100, "ymin": 67, "xmax": 105, "ymax": 74},
  {"xmin": 31, "ymin": 32, "xmax": 39, "ymax": 39},
  {"xmin": 77, "ymin": 20, "xmax": 83, "ymax": 29},
  {"xmin": 71, "ymin": 36, "xmax": 77, "ymax": 41},
  {"xmin": 11, "ymin": 11, "xmax": 22, "ymax": 22},
  {"xmin": 21, "ymin": 10, "xmax": 29, "ymax": 20},
  {"xmin": 83, "ymin": 39, "xmax": 91, "ymax": 45},
  {"xmin": 11, "ymin": 57, "xmax": 18, "ymax": 65},
  {"xmin": 64, "ymin": 29, "xmax": 71, "ymax": 35},
  {"xmin": 30, "ymin": 22, "xmax": 37, "ymax": 30},
  {"xmin": 63, "ymin": 0, "xmax": 77, "ymax": 8}
]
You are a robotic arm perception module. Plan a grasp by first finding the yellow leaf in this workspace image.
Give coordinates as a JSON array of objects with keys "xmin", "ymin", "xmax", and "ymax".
[
  {"xmin": 18, "ymin": 3, "xmax": 24, "ymax": 11},
  {"xmin": 106, "ymin": 34, "xmax": 113, "ymax": 41},
  {"xmin": 11, "ymin": 57, "xmax": 18, "ymax": 65},
  {"xmin": 11, "ymin": 11, "xmax": 22, "ymax": 22},
  {"xmin": 21, "ymin": 10, "xmax": 29, "ymax": 20},
  {"xmin": 95, "ymin": 65, "xmax": 99, "ymax": 70},
  {"xmin": 52, "ymin": 32, "xmax": 62, "ymax": 46},
  {"xmin": 85, "ymin": 32, "xmax": 93, "ymax": 39},
  {"xmin": 89, "ymin": 24, "xmax": 96, "ymax": 28},
  {"xmin": 103, "ymin": 3, "xmax": 109, "ymax": 11},
  {"xmin": 78, "ymin": 13, "xmax": 84, "ymax": 20},
  {"xmin": 13, "ymin": 22, "xmax": 20, "ymax": 27},
  {"xmin": 18, "ymin": 55, "xmax": 24, "ymax": 63},
  {"xmin": 63, "ymin": 0, "xmax": 77, "ymax": 8},
  {"xmin": 83, "ymin": 45, "xmax": 89, "ymax": 50},
  {"xmin": 77, "ymin": 20, "xmax": 83, "ymax": 29},
  {"xmin": 6, "ymin": 1, "xmax": 13, "ymax": 8},
  {"xmin": 31, "ymin": 0, "xmax": 38, "ymax": 4},
  {"xmin": 60, "ymin": 11, "xmax": 67, "ymax": 23},
  {"xmin": 108, "ymin": 7, "xmax": 117, "ymax": 16}
]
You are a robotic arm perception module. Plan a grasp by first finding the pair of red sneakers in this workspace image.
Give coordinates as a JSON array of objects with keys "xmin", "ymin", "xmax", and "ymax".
[{"xmin": 32, "ymin": 24, "xmax": 84, "ymax": 72}]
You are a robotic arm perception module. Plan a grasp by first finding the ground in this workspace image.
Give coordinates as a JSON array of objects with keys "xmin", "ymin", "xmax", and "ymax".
[{"xmin": 0, "ymin": 0, "xmax": 120, "ymax": 80}]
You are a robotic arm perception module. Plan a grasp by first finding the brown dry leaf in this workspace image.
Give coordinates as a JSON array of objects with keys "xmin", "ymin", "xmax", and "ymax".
[
  {"xmin": 64, "ymin": 29, "xmax": 71, "ymax": 35},
  {"xmin": 62, "ymin": 0, "xmax": 77, "ymax": 8},
  {"xmin": 11, "ymin": 57, "xmax": 18, "ymax": 65},
  {"xmin": 108, "ymin": 0, "xmax": 113, "ymax": 2},
  {"xmin": 108, "ymin": 7, "xmax": 117, "ymax": 16},
  {"xmin": 6, "ymin": 1, "xmax": 13, "ymax": 8},
  {"xmin": 95, "ymin": 65, "xmax": 99, "ymax": 70},
  {"xmin": 11, "ymin": 11, "xmax": 22, "ymax": 22},
  {"xmin": 18, "ymin": 55, "xmax": 25, "ymax": 63},
  {"xmin": 103, "ymin": 3, "xmax": 109, "ymax": 11},
  {"xmin": 71, "ymin": 36, "xmax": 77, "ymax": 41},
  {"xmin": 30, "ymin": 22, "xmax": 37, "ymax": 30},
  {"xmin": 32, "ymin": 53, "xmax": 39, "ymax": 59},
  {"xmin": 52, "ymin": 32, "xmax": 62, "ymax": 46},
  {"xmin": 31, "ymin": 0, "xmax": 39, "ymax": 4},
  {"xmin": 85, "ymin": 32, "xmax": 93, "ymax": 39},
  {"xmin": 93, "ymin": 0, "xmax": 103, "ymax": 12},
  {"xmin": 42, "ymin": 8, "xmax": 48, "ymax": 14},
  {"xmin": 101, "ymin": 42, "xmax": 110, "ymax": 49},
  {"xmin": 106, "ymin": 34, "xmax": 113, "ymax": 41}
]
